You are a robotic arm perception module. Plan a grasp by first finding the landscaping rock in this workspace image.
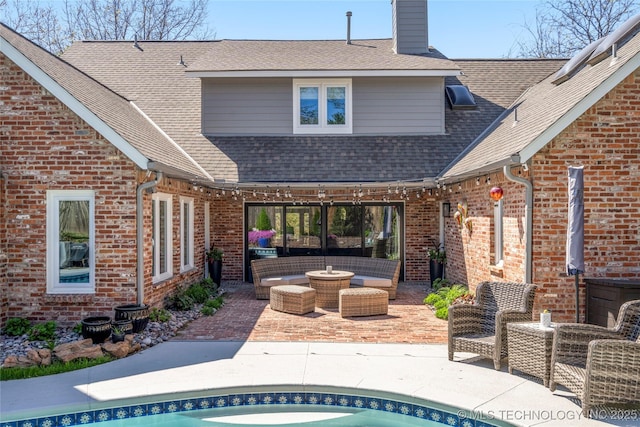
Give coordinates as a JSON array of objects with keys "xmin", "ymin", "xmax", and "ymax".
[
  {"xmin": 0, "ymin": 289, "xmax": 225, "ymax": 367},
  {"xmin": 102, "ymin": 337, "xmax": 132, "ymax": 359},
  {"xmin": 54, "ymin": 338, "xmax": 103, "ymax": 363}
]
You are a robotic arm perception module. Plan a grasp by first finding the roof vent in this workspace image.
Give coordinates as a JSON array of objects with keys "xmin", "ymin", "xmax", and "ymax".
[
  {"xmin": 552, "ymin": 36, "xmax": 604, "ymax": 85},
  {"xmin": 587, "ymin": 12, "xmax": 640, "ymax": 65},
  {"xmin": 346, "ymin": 11, "xmax": 352, "ymax": 45},
  {"xmin": 445, "ymin": 85, "xmax": 476, "ymax": 110}
]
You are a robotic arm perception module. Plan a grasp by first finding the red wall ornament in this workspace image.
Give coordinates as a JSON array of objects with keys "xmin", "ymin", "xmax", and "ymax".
[{"xmin": 490, "ymin": 186, "xmax": 504, "ymax": 201}]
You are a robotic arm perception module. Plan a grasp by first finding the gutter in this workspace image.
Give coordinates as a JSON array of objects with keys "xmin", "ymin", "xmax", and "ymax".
[
  {"xmin": 503, "ymin": 163, "xmax": 532, "ymax": 284},
  {"xmin": 136, "ymin": 172, "xmax": 162, "ymax": 305}
]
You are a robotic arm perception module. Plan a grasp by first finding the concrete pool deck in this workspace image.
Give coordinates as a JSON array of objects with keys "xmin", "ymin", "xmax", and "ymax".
[{"xmin": 1, "ymin": 341, "xmax": 636, "ymax": 426}]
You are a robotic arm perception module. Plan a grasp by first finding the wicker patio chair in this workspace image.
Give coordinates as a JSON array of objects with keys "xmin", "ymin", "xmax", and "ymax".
[
  {"xmin": 448, "ymin": 281, "xmax": 537, "ymax": 370},
  {"xmin": 549, "ymin": 299, "xmax": 640, "ymax": 417}
]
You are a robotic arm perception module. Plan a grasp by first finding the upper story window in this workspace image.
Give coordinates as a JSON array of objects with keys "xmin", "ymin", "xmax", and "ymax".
[
  {"xmin": 46, "ymin": 190, "xmax": 95, "ymax": 294},
  {"xmin": 293, "ymin": 79, "xmax": 352, "ymax": 134}
]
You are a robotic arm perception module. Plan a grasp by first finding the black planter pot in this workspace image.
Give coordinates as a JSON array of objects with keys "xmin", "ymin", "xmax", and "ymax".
[
  {"xmin": 112, "ymin": 319, "xmax": 133, "ymax": 335},
  {"xmin": 429, "ymin": 259, "xmax": 445, "ymax": 285},
  {"xmin": 111, "ymin": 332, "xmax": 125, "ymax": 343},
  {"xmin": 114, "ymin": 304, "xmax": 149, "ymax": 333},
  {"xmin": 208, "ymin": 259, "xmax": 222, "ymax": 287},
  {"xmin": 81, "ymin": 316, "xmax": 112, "ymax": 344}
]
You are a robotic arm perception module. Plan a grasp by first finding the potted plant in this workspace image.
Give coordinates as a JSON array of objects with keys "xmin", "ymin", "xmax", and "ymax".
[
  {"xmin": 111, "ymin": 324, "xmax": 125, "ymax": 343},
  {"xmin": 114, "ymin": 304, "xmax": 149, "ymax": 333},
  {"xmin": 427, "ymin": 239, "xmax": 446, "ymax": 284},
  {"xmin": 81, "ymin": 316, "xmax": 112, "ymax": 344},
  {"xmin": 206, "ymin": 246, "xmax": 224, "ymax": 286},
  {"xmin": 248, "ymin": 229, "xmax": 276, "ymax": 248},
  {"xmin": 252, "ymin": 208, "xmax": 274, "ymax": 247}
]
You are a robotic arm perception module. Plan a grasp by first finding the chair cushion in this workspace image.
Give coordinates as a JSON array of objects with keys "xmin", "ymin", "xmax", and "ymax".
[
  {"xmin": 350, "ymin": 275, "xmax": 392, "ymax": 288},
  {"xmin": 261, "ymin": 275, "xmax": 309, "ymax": 287}
]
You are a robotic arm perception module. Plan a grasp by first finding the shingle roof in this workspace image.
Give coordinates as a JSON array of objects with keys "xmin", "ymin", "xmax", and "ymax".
[
  {"xmin": 186, "ymin": 39, "xmax": 460, "ymax": 74},
  {"xmin": 1, "ymin": 24, "xmax": 211, "ymax": 183},
  {"xmin": 60, "ymin": 39, "xmax": 563, "ymax": 185},
  {"xmin": 441, "ymin": 30, "xmax": 640, "ymax": 181}
]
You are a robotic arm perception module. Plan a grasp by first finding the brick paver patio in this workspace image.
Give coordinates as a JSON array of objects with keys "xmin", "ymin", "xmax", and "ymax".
[{"xmin": 176, "ymin": 282, "xmax": 448, "ymax": 343}]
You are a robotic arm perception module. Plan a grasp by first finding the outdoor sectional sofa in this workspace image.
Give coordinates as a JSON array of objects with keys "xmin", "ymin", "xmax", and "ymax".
[{"xmin": 250, "ymin": 256, "xmax": 401, "ymax": 300}]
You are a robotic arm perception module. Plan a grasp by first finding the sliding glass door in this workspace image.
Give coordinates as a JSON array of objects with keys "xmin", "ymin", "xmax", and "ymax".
[{"xmin": 245, "ymin": 203, "xmax": 402, "ymax": 281}]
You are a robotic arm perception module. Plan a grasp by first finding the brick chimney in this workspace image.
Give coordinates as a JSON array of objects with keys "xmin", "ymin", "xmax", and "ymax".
[{"xmin": 392, "ymin": 0, "xmax": 429, "ymax": 54}]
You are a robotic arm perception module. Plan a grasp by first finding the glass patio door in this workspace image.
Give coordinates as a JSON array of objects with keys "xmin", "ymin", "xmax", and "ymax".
[{"xmin": 245, "ymin": 203, "xmax": 402, "ymax": 280}]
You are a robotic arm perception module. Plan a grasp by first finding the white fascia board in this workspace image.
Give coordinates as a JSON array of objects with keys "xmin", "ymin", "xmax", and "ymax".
[
  {"xmin": 186, "ymin": 70, "xmax": 461, "ymax": 78},
  {"xmin": 518, "ymin": 51, "xmax": 640, "ymax": 163},
  {"xmin": 1, "ymin": 36, "xmax": 149, "ymax": 169}
]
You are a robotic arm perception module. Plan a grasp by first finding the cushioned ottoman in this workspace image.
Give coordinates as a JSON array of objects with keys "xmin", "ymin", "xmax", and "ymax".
[
  {"xmin": 270, "ymin": 285, "xmax": 316, "ymax": 315},
  {"xmin": 339, "ymin": 288, "xmax": 388, "ymax": 317}
]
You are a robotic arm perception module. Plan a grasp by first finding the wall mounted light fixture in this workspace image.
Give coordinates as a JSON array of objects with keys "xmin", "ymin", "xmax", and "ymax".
[{"xmin": 442, "ymin": 202, "xmax": 451, "ymax": 218}]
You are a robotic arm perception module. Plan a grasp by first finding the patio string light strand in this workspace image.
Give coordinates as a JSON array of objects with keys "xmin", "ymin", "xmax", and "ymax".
[{"xmin": 193, "ymin": 175, "xmax": 497, "ymax": 204}]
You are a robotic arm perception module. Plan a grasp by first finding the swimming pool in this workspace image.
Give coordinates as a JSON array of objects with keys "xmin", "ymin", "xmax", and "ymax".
[{"xmin": 2, "ymin": 387, "xmax": 509, "ymax": 427}]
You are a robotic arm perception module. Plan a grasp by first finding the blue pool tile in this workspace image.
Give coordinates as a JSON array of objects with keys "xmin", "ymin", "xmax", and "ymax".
[{"xmin": 4, "ymin": 391, "xmax": 508, "ymax": 427}]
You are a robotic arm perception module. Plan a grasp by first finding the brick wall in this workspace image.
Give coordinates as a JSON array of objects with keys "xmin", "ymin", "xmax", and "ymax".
[
  {"xmin": 438, "ymin": 172, "xmax": 528, "ymax": 291},
  {"xmin": 0, "ymin": 54, "xmax": 210, "ymax": 325},
  {"xmin": 211, "ymin": 188, "xmax": 441, "ymax": 283},
  {"xmin": 0, "ymin": 173, "xmax": 6, "ymax": 323},
  {"xmin": 529, "ymin": 71, "xmax": 640, "ymax": 322},
  {"xmin": 442, "ymin": 71, "xmax": 640, "ymax": 322}
]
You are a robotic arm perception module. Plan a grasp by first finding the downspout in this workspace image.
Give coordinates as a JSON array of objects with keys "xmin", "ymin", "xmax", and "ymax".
[
  {"xmin": 503, "ymin": 164, "xmax": 532, "ymax": 284},
  {"xmin": 136, "ymin": 172, "xmax": 162, "ymax": 305}
]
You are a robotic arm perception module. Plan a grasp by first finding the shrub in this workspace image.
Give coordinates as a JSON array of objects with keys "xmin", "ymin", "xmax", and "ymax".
[
  {"xmin": 433, "ymin": 299, "xmax": 448, "ymax": 310},
  {"xmin": 4, "ymin": 318, "xmax": 31, "ymax": 336},
  {"xmin": 431, "ymin": 278, "xmax": 450, "ymax": 291},
  {"xmin": 435, "ymin": 306, "xmax": 449, "ymax": 319},
  {"xmin": 201, "ymin": 277, "xmax": 217, "ymax": 293},
  {"xmin": 206, "ymin": 296, "xmax": 224, "ymax": 310},
  {"xmin": 149, "ymin": 307, "xmax": 172, "ymax": 323},
  {"xmin": 201, "ymin": 296, "xmax": 224, "ymax": 316},
  {"xmin": 28, "ymin": 321, "xmax": 57, "ymax": 342},
  {"xmin": 168, "ymin": 287, "xmax": 195, "ymax": 311},
  {"xmin": 185, "ymin": 282, "xmax": 210, "ymax": 304},
  {"xmin": 424, "ymin": 293, "xmax": 440, "ymax": 306},
  {"xmin": 423, "ymin": 284, "xmax": 472, "ymax": 320},
  {"xmin": 255, "ymin": 207, "xmax": 272, "ymax": 230}
]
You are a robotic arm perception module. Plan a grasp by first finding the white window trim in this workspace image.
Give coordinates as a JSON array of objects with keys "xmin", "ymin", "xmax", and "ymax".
[
  {"xmin": 152, "ymin": 192, "xmax": 173, "ymax": 283},
  {"xmin": 180, "ymin": 196, "xmax": 195, "ymax": 272},
  {"xmin": 293, "ymin": 79, "xmax": 352, "ymax": 134},
  {"xmin": 46, "ymin": 190, "xmax": 95, "ymax": 294}
]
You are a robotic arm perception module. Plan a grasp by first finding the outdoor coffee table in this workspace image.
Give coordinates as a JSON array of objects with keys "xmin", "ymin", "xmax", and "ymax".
[
  {"xmin": 305, "ymin": 270, "xmax": 354, "ymax": 308},
  {"xmin": 507, "ymin": 321, "xmax": 555, "ymax": 387}
]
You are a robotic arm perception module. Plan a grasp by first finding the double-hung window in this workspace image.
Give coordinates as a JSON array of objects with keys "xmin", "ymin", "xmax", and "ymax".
[
  {"xmin": 494, "ymin": 199, "xmax": 504, "ymax": 267},
  {"xmin": 293, "ymin": 79, "xmax": 352, "ymax": 134},
  {"xmin": 180, "ymin": 196, "xmax": 194, "ymax": 272},
  {"xmin": 46, "ymin": 190, "xmax": 95, "ymax": 294},
  {"xmin": 152, "ymin": 192, "xmax": 173, "ymax": 283}
]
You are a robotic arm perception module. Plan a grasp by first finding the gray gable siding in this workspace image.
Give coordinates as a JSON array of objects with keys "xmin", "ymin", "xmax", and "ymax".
[
  {"xmin": 353, "ymin": 77, "xmax": 443, "ymax": 135},
  {"xmin": 202, "ymin": 76, "xmax": 444, "ymax": 136},
  {"xmin": 202, "ymin": 78, "xmax": 292, "ymax": 135}
]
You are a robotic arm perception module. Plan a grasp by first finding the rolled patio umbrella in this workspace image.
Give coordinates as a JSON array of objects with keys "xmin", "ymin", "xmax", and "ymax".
[{"xmin": 566, "ymin": 166, "xmax": 585, "ymax": 323}]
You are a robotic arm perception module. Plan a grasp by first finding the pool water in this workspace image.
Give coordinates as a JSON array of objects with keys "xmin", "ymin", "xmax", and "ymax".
[
  {"xmin": 83, "ymin": 405, "xmax": 441, "ymax": 426},
  {"xmin": 5, "ymin": 389, "xmax": 502, "ymax": 427}
]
